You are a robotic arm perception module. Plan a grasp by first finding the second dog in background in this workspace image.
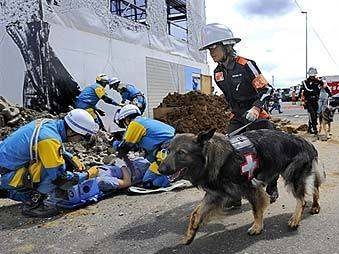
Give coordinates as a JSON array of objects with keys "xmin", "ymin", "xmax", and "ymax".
[{"xmin": 319, "ymin": 106, "xmax": 335, "ymax": 140}]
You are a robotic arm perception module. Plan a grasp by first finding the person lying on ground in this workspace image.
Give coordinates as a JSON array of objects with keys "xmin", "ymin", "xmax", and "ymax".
[{"xmin": 91, "ymin": 156, "xmax": 150, "ymax": 192}]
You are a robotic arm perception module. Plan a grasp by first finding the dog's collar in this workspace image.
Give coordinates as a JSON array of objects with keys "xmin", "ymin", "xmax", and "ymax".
[{"xmin": 229, "ymin": 135, "xmax": 259, "ymax": 181}]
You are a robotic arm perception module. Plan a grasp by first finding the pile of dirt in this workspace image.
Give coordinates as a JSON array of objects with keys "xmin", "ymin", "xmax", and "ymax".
[{"xmin": 154, "ymin": 91, "xmax": 230, "ymax": 134}]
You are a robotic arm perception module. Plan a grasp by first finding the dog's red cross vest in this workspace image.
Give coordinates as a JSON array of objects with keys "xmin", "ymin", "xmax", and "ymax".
[{"xmin": 230, "ymin": 135, "xmax": 259, "ymax": 180}]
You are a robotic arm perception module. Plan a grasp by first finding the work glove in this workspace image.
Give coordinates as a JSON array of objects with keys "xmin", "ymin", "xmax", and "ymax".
[
  {"xmin": 87, "ymin": 166, "xmax": 99, "ymax": 179},
  {"xmin": 112, "ymin": 140, "xmax": 120, "ymax": 152},
  {"xmin": 72, "ymin": 156, "xmax": 85, "ymax": 171},
  {"xmin": 132, "ymin": 98, "xmax": 142, "ymax": 109},
  {"xmin": 245, "ymin": 107, "xmax": 260, "ymax": 122}
]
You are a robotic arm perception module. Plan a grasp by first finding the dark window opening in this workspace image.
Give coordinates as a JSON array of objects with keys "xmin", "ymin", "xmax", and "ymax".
[
  {"xmin": 166, "ymin": 0, "xmax": 187, "ymax": 42},
  {"xmin": 110, "ymin": 0, "xmax": 147, "ymax": 25}
]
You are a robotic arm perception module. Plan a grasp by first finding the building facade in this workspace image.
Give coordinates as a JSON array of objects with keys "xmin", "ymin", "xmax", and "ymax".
[{"xmin": 0, "ymin": 0, "xmax": 209, "ymax": 116}]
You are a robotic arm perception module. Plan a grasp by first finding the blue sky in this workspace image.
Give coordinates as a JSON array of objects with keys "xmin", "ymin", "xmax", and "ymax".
[{"xmin": 205, "ymin": 0, "xmax": 339, "ymax": 88}]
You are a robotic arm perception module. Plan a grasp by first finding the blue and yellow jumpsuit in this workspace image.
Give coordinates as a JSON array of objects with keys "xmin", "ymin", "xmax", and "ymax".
[
  {"xmin": 76, "ymin": 83, "xmax": 120, "ymax": 124},
  {"xmin": 0, "ymin": 119, "xmax": 88, "ymax": 203},
  {"xmin": 120, "ymin": 84, "xmax": 146, "ymax": 114},
  {"xmin": 116, "ymin": 117, "xmax": 175, "ymax": 187}
]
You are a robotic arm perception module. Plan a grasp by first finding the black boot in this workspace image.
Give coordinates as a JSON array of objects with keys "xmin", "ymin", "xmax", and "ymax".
[
  {"xmin": 22, "ymin": 192, "xmax": 59, "ymax": 218},
  {"xmin": 0, "ymin": 188, "xmax": 9, "ymax": 198},
  {"xmin": 22, "ymin": 202, "xmax": 59, "ymax": 218}
]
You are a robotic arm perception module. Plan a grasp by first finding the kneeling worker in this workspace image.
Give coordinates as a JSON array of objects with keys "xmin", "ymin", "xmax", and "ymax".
[
  {"xmin": 0, "ymin": 109, "xmax": 100, "ymax": 217},
  {"xmin": 114, "ymin": 105, "xmax": 175, "ymax": 188},
  {"xmin": 109, "ymin": 78, "xmax": 147, "ymax": 114}
]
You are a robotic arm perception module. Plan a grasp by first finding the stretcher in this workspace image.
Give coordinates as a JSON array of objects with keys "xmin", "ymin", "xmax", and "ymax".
[
  {"xmin": 45, "ymin": 179, "xmax": 103, "ymax": 209},
  {"xmin": 128, "ymin": 179, "xmax": 191, "ymax": 194}
]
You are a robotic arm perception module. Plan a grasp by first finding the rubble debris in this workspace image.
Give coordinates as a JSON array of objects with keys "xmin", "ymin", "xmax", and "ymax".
[
  {"xmin": 280, "ymin": 125, "xmax": 298, "ymax": 134},
  {"xmin": 296, "ymin": 124, "xmax": 308, "ymax": 132},
  {"xmin": 154, "ymin": 91, "xmax": 230, "ymax": 134},
  {"xmin": 0, "ymin": 97, "xmax": 112, "ymax": 167},
  {"xmin": 65, "ymin": 130, "xmax": 113, "ymax": 167},
  {"xmin": 0, "ymin": 96, "xmax": 58, "ymax": 140}
]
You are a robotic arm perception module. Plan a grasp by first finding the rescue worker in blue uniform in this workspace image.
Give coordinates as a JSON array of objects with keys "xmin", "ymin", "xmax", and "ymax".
[
  {"xmin": 0, "ymin": 109, "xmax": 100, "ymax": 217},
  {"xmin": 114, "ymin": 104, "xmax": 175, "ymax": 188},
  {"xmin": 76, "ymin": 74, "xmax": 123, "ymax": 129},
  {"xmin": 199, "ymin": 23, "xmax": 278, "ymax": 206},
  {"xmin": 109, "ymin": 77, "xmax": 147, "ymax": 114}
]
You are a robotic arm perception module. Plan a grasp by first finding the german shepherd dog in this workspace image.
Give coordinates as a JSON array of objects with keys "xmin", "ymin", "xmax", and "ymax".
[
  {"xmin": 159, "ymin": 129, "xmax": 324, "ymax": 245},
  {"xmin": 318, "ymin": 106, "xmax": 335, "ymax": 140}
]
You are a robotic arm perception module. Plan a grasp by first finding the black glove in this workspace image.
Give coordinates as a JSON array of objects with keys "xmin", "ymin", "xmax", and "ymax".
[{"xmin": 96, "ymin": 109, "xmax": 106, "ymax": 116}]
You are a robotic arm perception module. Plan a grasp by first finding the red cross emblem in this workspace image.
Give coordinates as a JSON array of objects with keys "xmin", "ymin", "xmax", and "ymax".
[{"xmin": 240, "ymin": 153, "xmax": 259, "ymax": 180}]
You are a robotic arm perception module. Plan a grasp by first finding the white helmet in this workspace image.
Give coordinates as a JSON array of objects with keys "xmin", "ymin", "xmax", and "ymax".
[
  {"xmin": 117, "ymin": 104, "xmax": 141, "ymax": 121},
  {"xmin": 96, "ymin": 73, "xmax": 110, "ymax": 86},
  {"xmin": 308, "ymin": 67, "xmax": 318, "ymax": 76},
  {"xmin": 64, "ymin": 109, "xmax": 99, "ymax": 136},
  {"xmin": 200, "ymin": 23, "xmax": 241, "ymax": 51},
  {"xmin": 109, "ymin": 77, "xmax": 121, "ymax": 89}
]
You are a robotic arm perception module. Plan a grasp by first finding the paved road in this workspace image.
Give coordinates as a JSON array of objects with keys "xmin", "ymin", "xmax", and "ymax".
[
  {"xmin": 1, "ymin": 104, "xmax": 339, "ymax": 254},
  {"xmin": 271, "ymin": 101, "xmax": 339, "ymax": 123}
]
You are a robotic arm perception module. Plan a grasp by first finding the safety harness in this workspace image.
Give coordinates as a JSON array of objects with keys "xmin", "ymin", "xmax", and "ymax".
[
  {"xmin": 22, "ymin": 119, "xmax": 52, "ymax": 194},
  {"xmin": 29, "ymin": 119, "xmax": 51, "ymax": 163}
]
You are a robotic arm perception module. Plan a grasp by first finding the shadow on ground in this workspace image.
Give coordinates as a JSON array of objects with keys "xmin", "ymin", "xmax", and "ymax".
[
  {"xmin": 0, "ymin": 203, "xmax": 63, "ymax": 230},
  {"xmin": 115, "ymin": 202, "xmax": 252, "ymax": 241},
  {"xmin": 84, "ymin": 200, "xmax": 314, "ymax": 254},
  {"xmin": 155, "ymin": 212, "xmax": 307, "ymax": 254}
]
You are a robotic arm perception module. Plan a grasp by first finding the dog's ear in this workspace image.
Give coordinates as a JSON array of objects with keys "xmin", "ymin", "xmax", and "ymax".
[{"xmin": 197, "ymin": 128, "xmax": 216, "ymax": 146}]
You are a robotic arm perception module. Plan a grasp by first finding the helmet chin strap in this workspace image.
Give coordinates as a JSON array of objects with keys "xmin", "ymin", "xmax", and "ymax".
[{"xmin": 219, "ymin": 45, "xmax": 235, "ymax": 65}]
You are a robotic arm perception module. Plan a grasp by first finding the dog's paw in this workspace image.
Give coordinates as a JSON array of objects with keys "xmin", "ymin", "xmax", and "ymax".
[
  {"xmin": 247, "ymin": 224, "xmax": 263, "ymax": 235},
  {"xmin": 310, "ymin": 205, "xmax": 320, "ymax": 214},
  {"xmin": 288, "ymin": 216, "xmax": 300, "ymax": 229}
]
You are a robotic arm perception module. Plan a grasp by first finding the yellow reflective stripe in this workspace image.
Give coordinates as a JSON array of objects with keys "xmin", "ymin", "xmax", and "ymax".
[
  {"xmin": 37, "ymin": 139, "xmax": 65, "ymax": 169},
  {"xmin": 149, "ymin": 162, "xmax": 160, "ymax": 175},
  {"xmin": 9, "ymin": 167, "xmax": 26, "ymax": 187},
  {"xmin": 28, "ymin": 161, "xmax": 43, "ymax": 183},
  {"xmin": 95, "ymin": 86, "xmax": 105, "ymax": 98},
  {"xmin": 85, "ymin": 108, "xmax": 97, "ymax": 119},
  {"xmin": 148, "ymin": 150, "xmax": 167, "ymax": 175},
  {"xmin": 124, "ymin": 121, "xmax": 146, "ymax": 144}
]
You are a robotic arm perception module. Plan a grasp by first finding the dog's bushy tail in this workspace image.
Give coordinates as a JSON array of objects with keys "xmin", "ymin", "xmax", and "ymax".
[
  {"xmin": 305, "ymin": 158, "xmax": 325, "ymax": 196},
  {"xmin": 283, "ymin": 147, "xmax": 323, "ymax": 198},
  {"xmin": 313, "ymin": 158, "xmax": 326, "ymax": 187}
]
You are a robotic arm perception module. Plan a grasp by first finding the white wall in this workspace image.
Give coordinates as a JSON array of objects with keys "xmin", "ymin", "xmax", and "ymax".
[
  {"xmin": 49, "ymin": 24, "xmax": 209, "ymax": 98},
  {"xmin": 0, "ymin": 27, "xmax": 26, "ymax": 105}
]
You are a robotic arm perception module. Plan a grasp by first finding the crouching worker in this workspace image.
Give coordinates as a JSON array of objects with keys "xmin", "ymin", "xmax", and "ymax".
[
  {"xmin": 76, "ymin": 74, "xmax": 124, "ymax": 130},
  {"xmin": 93, "ymin": 156, "xmax": 150, "ymax": 192},
  {"xmin": 0, "ymin": 109, "xmax": 99, "ymax": 217},
  {"xmin": 114, "ymin": 105, "xmax": 175, "ymax": 189},
  {"xmin": 109, "ymin": 78, "xmax": 147, "ymax": 114}
]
